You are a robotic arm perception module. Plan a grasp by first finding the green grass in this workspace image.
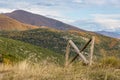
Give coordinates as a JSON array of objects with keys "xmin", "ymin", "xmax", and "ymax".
[
  {"xmin": 0, "ymin": 29, "xmax": 120, "ymax": 80},
  {"xmin": 0, "ymin": 28, "xmax": 120, "ymax": 58},
  {"xmin": 0, "ymin": 37, "xmax": 63, "ymax": 64}
]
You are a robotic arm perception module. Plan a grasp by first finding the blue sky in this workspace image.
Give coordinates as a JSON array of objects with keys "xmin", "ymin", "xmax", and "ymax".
[{"xmin": 0, "ymin": 0, "xmax": 120, "ymax": 32}]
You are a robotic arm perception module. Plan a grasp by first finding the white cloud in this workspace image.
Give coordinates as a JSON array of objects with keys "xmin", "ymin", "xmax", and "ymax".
[
  {"xmin": 0, "ymin": 0, "xmax": 65, "ymax": 21},
  {"xmin": 0, "ymin": 0, "xmax": 73, "ymax": 23},
  {"xmin": 91, "ymin": 14, "xmax": 120, "ymax": 19},
  {"xmin": 46, "ymin": 15, "xmax": 74, "ymax": 23},
  {"xmin": 84, "ymin": 0, "xmax": 106, "ymax": 5},
  {"xmin": 73, "ymin": 0, "xmax": 83, "ymax": 3},
  {"xmin": 0, "ymin": 0, "xmax": 120, "ymax": 29},
  {"xmin": 15, "ymin": 6, "xmax": 72, "ymax": 23},
  {"xmin": 0, "ymin": 8, "xmax": 15, "ymax": 13},
  {"xmin": 91, "ymin": 14, "xmax": 120, "ymax": 31},
  {"xmin": 71, "ymin": 14, "xmax": 120, "ymax": 32},
  {"xmin": 93, "ymin": 17, "xmax": 120, "ymax": 31},
  {"xmin": 24, "ymin": 7, "xmax": 62, "ymax": 18},
  {"xmin": 75, "ymin": 0, "xmax": 120, "ymax": 7}
]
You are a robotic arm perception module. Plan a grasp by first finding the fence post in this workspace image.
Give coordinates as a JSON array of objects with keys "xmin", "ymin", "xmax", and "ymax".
[
  {"xmin": 65, "ymin": 42, "xmax": 70, "ymax": 66},
  {"xmin": 89, "ymin": 36, "xmax": 95, "ymax": 66}
]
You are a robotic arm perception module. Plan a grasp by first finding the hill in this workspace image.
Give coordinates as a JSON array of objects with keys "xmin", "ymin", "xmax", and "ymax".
[
  {"xmin": 4, "ymin": 10, "xmax": 81, "ymax": 30},
  {"xmin": 0, "ymin": 34, "xmax": 120, "ymax": 80},
  {"xmin": 0, "ymin": 14, "xmax": 39, "ymax": 31},
  {"xmin": 1, "ymin": 28, "xmax": 120, "ymax": 58},
  {"xmin": 96, "ymin": 31, "xmax": 120, "ymax": 39},
  {"xmin": 0, "ymin": 37, "xmax": 62, "ymax": 63}
]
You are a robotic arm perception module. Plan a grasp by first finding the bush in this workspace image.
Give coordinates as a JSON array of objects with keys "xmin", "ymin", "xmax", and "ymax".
[{"xmin": 100, "ymin": 56, "xmax": 120, "ymax": 68}]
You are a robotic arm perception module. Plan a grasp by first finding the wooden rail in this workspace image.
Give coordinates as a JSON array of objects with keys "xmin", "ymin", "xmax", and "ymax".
[{"xmin": 65, "ymin": 36, "xmax": 95, "ymax": 66}]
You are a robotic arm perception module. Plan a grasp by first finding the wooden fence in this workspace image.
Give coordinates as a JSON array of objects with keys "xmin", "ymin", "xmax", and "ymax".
[{"xmin": 65, "ymin": 36, "xmax": 95, "ymax": 66}]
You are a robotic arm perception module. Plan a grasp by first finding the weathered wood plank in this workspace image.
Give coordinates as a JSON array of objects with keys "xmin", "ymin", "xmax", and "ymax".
[
  {"xmin": 69, "ymin": 40, "xmax": 89, "ymax": 64},
  {"xmin": 65, "ymin": 42, "xmax": 70, "ymax": 66},
  {"xmin": 89, "ymin": 36, "xmax": 95, "ymax": 66},
  {"xmin": 69, "ymin": 39, "xmax": 92, "ymax": 64}
]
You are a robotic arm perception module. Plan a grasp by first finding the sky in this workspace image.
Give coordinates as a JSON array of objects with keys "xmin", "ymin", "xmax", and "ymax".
[{"xmin": 0, "ymin": 0, "xmax": 120, "ymax": 32}]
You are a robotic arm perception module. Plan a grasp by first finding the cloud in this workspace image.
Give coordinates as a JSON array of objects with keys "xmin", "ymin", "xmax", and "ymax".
[
  {"xmin": 0, "ymin": 0, "xmax": 120, "ymax": 10},
  {"xmin": 36, "ymin": 1, "xmax": 58, "ymax": 7},
  {"xmin": 91, "ymin": 14, "xmax": 120, "ymax": 19},
  {"xmin": 0, "ymin": 0, "xmax": 74, "ymax": 23},
  {"xmin": 0, "ymin": 0, "xmax": 120, "ymax": 29},
  {"xmin": 84, "ymin": 0, "xmax": 106, "ymax": 5},
  {"xmin": 93, "ymin": 17, "xmax": 120, "ymax": 31},
  {"xmin": 71, "ymin": 19, "xmax": 104, "ymax": 31},
  {"xmin": 20, "ymin": 7, "xmax": 62, "ymax": 17},
  {"xmin": 91, "ymin": 14, "xmax": 120, "ymax": 31},
  {"xmin": 73, "ymin": 0, "xmax": 83, "ymax": 3},
  {"xmin": 74, "ymin": 0, "xmax": 120, "ymax": 7},
  {"xmin": 46, "ymin": 15, "xmax": 74, "ymax": 23},
  {"xmin": 0, "ymin": 8, "xmax": 15, "ymax": 13},
  {"xmin": 0, "ymin": 0, "xmax": 62, "ymax": 18},
  {"xmin": 36, "ymin": 3, "xmax": 56, "ymax": 7},
  {"xmin": 71, "ymin": 14, "xmax": 120, "ymax": 31}
]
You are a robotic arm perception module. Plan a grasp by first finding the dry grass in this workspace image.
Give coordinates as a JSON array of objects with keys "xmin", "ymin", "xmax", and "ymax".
[
  {"xmin": 0, "ymin": 14, "xmax": 39, "ymax": 31},
  {"xmin": 0, "ymin": 59, "xmax": 120, "ymax": 80}
]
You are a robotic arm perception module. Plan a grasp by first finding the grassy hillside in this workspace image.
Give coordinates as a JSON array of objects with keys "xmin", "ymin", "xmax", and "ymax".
[
  {"xmin": 0, "ymin": 57, "xmax": 120, "ymax": 80},
  {"xmin": 0, "ymin": 28, "xmax": 120, "ymax": 80},
  {"xmin": 0, "ymin": 37, "xmax": 63, "ymax": 64},
  {"xmin": 1, "ymin": 28, "xmax": 120, "ymax": 59},
  {"xmin": 0, "ymin": 14, "xmax": 39, "ymax": 31}
]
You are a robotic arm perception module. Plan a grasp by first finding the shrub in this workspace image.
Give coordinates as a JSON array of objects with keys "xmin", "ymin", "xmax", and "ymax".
[{"xmin": 100, "ymin": 56, "xmax": 120, "ymax": 68}]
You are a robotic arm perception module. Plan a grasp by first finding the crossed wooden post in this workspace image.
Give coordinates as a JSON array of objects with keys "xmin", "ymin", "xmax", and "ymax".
[{"xmin": 65, "ymin": 36, "xmax": 95, "ymax": 66}]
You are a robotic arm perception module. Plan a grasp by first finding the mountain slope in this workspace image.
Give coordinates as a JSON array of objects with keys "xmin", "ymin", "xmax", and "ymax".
[
  {"xmin": 0, "ymin": 14, "xmax": 39, "ymax": 31},
  {"xmin": 0, "ymin": 37, "xmax": 62, "ymax": 63},
  {"xmin": 1, "ymin": 28, "xmax": 120, "ymax": 58},
  {"xmin": 96, "ymin": 31, "xmax": 120, "ymax": 39},
  {"xmin": 4, "ymin": 10, "xmax": 81, "ymax": 30}
]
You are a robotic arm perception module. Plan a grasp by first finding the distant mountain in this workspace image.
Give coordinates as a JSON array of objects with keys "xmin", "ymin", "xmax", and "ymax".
[
  {"xmin": 96, "ymin": 31, "xmax": 120, "ymax": 39},
  {"xmin": 4, "ymin": 10, "xmax": 81, "ymax": 31},
  {"xmin": 71, "ymin": 19, "xmax": 120, "ymax": 39},
  {"xmin": 0, "ymin": 14, "xmax": 39, "ymax": 31},
  {"xmin": 70, "ymin": 19, "xmax": 104, "ymax": 31}
]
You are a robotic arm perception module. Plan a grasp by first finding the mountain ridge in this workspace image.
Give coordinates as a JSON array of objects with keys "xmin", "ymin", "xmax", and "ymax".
[
  {"xmin": 0, "ymin": 14, "xmax": 39, "ymax": 31},
  {"xmin": 96, "ymin": 31, "xmax": 120, "ymax": 39},
  {"xmin": 4, "ymin": 10, "xmax": 82, "ymax": 31}
]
